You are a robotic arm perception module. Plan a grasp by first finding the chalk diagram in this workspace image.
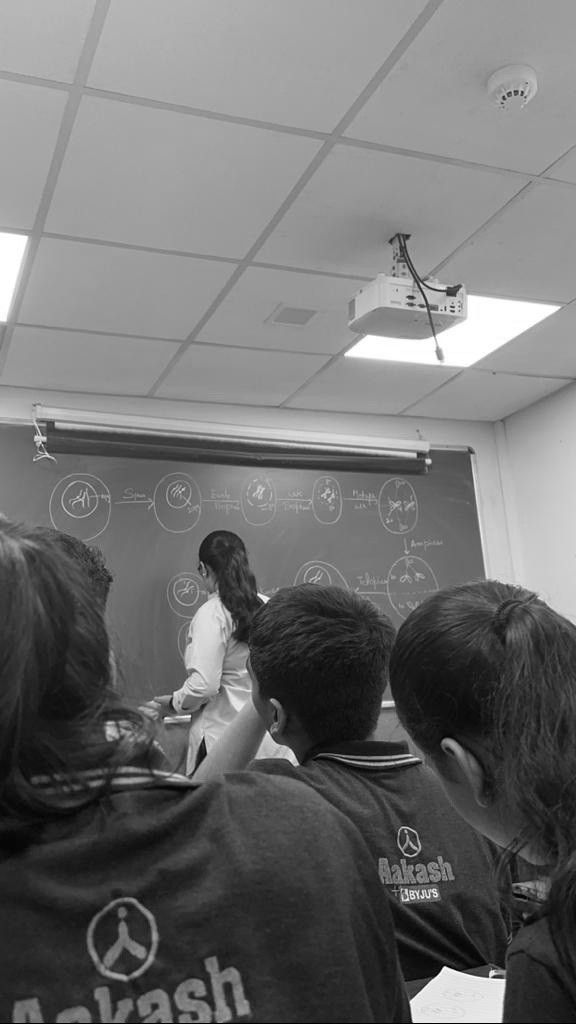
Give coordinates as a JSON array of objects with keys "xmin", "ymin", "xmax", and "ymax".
[
  {"xmin": 49, "ymin": 474, "xmax": 111, "ymax": 541},
  {"xmin": 167, "ymin": 572, "xmax": 205, "ymax": 618},
  {"xmin": 294, "ymin": 560, "xmax": 349, "ymax": 590},
  {"xmin": 312, "ymin": 475, "xmax": 342, "ymax": 525},
  {"xmin": 378, "ymin": 478, "xmax": 418, "ymax": 534},
  {"xmin": 387, "ymin": 555, "xmax": 438, "ymax": 619},
  {"xmin": 153, "ymin": 474, "xmax": 202, "ymax": 533},
  {"xmin": 177, "ymin": 620, "xmax": 192, "ymax": 660},
  {"xmin": 241, "ymin": 473, "xmax": 276, "ymax": 525}
]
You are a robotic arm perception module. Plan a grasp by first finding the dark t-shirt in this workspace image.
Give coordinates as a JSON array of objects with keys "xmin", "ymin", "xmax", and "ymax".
[
  {"xmin": 0, "ymin": 766, "xmax": 409, "ymax": 1023},
  {"xmin": 504, "ymin": 914, "xmax": 576, "ymax": 1023},
  {"xmin": 251, "ymin": 740, "xmax": 510, "ymax": 981}
]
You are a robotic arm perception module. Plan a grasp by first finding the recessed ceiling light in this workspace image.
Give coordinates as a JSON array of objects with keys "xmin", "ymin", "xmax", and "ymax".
[
  {"xmin": 0, "ymin": 233, "xmax": 28, "ymax": 322},
  {"xmin": 345, "ymin": 295, "xmax": 561, "ymax": 368}
]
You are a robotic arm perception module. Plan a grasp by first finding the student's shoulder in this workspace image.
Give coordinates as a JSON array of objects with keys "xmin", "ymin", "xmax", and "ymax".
[
  {"xmin": 508, "ymin": 914, "xmax": 559, "ymax": 968},
  {"xmin": 249, "ymin": 756, "xmax": 301, "ymax": 779},
  {"xmin": 217, "ymin": 768, "xmax": 321, "ymax": 815},
  {"xmin": 505, "ymin": 915, "xmax": 576, "ymax": 1021},
  {"xmin": 190, "ymin": 770, "xmax": 367, "ymax": 855},
  {"xmin": 124, "ymin": 770, "xmax": 325, "ymax": 827},
  {"xmin": 224, "ymin": 768, "xmax": 371, "ymax": 827},
  {"xmin": 187, "ymin": 767, "xmax": 321, "ymax": 808}
]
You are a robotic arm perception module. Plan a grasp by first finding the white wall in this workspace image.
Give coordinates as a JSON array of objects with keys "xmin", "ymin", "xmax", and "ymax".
[
  {"xmin": 0, "ymin": 384, "xmax": 514, "ymax": 582},
  {"xmin": 501, "ymin": 380, "xmax": 576, "ymax": 618}
]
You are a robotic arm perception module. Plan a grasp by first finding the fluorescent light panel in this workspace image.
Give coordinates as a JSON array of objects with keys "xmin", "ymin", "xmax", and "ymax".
[
  {"xmin": 345, "ymin": 295, "xmax": 561, "ymax": 367},
  {"xmin": 0, "ymin": 233, "xmax": 27, "ymax": 321}
]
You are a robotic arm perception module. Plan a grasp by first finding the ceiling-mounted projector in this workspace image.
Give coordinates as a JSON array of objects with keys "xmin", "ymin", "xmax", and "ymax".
[{"xmin": 348, "ymin": 234, "xmax": 467, "ymax": 340}]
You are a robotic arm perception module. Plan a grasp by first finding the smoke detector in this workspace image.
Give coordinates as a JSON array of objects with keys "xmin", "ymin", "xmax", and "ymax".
[{"xmin": 487, "ymin": 65, "xmax": 538, "ymax": 111}]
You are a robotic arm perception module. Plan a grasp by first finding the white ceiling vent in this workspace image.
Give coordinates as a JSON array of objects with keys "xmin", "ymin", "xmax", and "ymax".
[
  {"xmin": 267, "ymin": 305, "xmax": 317, "ymax": 327},
  {"xmin": 487, "ymin": 65, "xmax": 538, "ymax": 111}
]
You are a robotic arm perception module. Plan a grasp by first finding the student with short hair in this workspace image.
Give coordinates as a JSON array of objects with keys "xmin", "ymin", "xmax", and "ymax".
[
  {"xmin": 195, "ymin": 583, "xmax": 510, "ymax": 982},
  {"xmin": 0, "ymin": 521, "xmax": 409, "ymax": 1023},
  {"xmin": 389, "ymin": 580, "xmax": 576, "ymax": 1022},
  {"xmin": 30, "ymin": 525, "xmax": 114, "ymax": 609}
]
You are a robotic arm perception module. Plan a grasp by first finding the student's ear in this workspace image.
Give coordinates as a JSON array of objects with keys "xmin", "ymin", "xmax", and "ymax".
[
  {"xmin": 268, "ymin": 698, "xmax": 288, "ymax": 742},
  {"xmin": 439, "ymin": 738, "xmax": 490, "ymax": 808}
]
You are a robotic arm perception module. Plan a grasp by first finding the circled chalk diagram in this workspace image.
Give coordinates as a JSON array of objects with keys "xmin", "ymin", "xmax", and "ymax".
[
  {"xmin": 167, "ymin": 572, "xmax": 203, "ymax": 617},
  {"xmin": 154, "ymin": 474, "xmax": 202, "ymax": 533},
  {"xmin": 178, "ymin": 620, "xmax": 192, "ymax": 660},
  {"xmin": 387, "ymin": 556, "xmax": 438, "ymax": 619},
  {"xmin": 49, "ymin": 474, "xmax": 111, "ymax": 541},
  {"xmin": 241, "ymin": 473, "xmax": 276, "ymax": 526},
  {"xmin": 378, "ymin": 478, "xmax": 418, "ymax": 534},
  {"xmin": 312, "ymin": 475, "xmax": 342, "ymax": 525},
  {"xmin": 294, "ymin": 560, "xmax": 349, "ymax": 590}
]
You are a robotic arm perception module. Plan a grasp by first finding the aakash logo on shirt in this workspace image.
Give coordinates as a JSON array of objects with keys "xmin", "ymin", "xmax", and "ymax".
[
  {"xmin": 11, "ymin": 896, "xmax": 252, "ymax": 1023},
  {"xmin": 87, "ymin": 896, "xmax": 158, "ymax": 982},
  {"xmin": 378, "ymin": 826, "xmax": 455, "ymax": 904},
  {"xmin": 397, "ymin": 826, "xmax": 422, "ymax": 858}
]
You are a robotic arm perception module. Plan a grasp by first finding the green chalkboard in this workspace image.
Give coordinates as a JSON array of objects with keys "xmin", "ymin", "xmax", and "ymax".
[{"xmin": 0, "ymin": 427, "xmax": 485, "ymax": 703}]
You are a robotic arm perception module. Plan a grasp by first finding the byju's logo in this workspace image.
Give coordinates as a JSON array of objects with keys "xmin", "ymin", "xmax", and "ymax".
[
  {"xmin": 397, "ymin": 826, "xmax": 422, "ymax": 858},
  {"xmin": 87, "ymin": 897, "xmax": 159, "ymax": 982}
]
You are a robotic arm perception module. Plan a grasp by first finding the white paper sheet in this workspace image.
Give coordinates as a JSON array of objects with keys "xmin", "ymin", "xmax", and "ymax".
[{"xmin": 410, "ymin": 966, "xmax": 505, "ymax": 1023}]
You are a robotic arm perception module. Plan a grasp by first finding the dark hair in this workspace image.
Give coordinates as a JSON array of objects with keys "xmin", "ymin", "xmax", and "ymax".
[
  {"xmin": 0, "ymin": 519, "xmax": 154, "ymax": 842},
  {"xmin": 389, "ymin": 579, "xmax": 576, "ymax": 973},
  {"xmin": 249, "ymin": 584, "xmax": 395, "ymax": 745},
  {"xmin": 199, "ymin": 531, "xmax": 261, "ymax": 643},
  {"xmin": 30, "ymin": 527, "xmax": 113, "ymax": 609}
]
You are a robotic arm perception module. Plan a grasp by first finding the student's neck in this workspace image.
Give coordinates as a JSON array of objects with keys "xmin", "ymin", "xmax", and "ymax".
[{"xmin": 285, "ymin": 732, "xmax": 314, "ymax": 764}]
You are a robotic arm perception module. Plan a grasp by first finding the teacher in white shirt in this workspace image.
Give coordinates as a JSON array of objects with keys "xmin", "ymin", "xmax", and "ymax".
[{"xmin": 147, "ymin": 530, "xmax": 290, "ymax": 773}]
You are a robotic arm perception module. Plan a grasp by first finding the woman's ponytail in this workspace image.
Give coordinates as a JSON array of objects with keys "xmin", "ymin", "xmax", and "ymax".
[{"xmin": 199, "ymin": 531, "xmax": 262, "ymax": 642}]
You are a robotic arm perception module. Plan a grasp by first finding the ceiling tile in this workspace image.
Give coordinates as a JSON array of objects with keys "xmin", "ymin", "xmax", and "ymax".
[
  {"xmin": 439, "ymin": 181, "xmax": 576, "ymax": 303},
  {"xmin": 3, "ymin": 326, "xmax": 178, "ymax": 395},
  {"xmin": 156, "ymin": 345, "xmax": 329, "ymax": 404},
  {"xmin": 45, "ymin": 97, "xmax": 320, "ymax": 254},
  {"xmin": 19, "ymin": 238, "xmax": 235, "ymax": 338},
  {"xmin": 198, "ymin": 267, "xmax": 366, "ymax": 354},
  {"xmin": 89, "ymin": 0, "xmax": 428, "ymax": 131},
  {"xmin": 407, "ymin": 370, "xmax": 569, "ymax": 420},
  {"xmin": 258, "ymin": 144, "xmax": 521, "ymax": 277},
  {"xmin": 347, "ymin": 0, "xmax": 576, "ymax": 174},
  {"xmin": 476, "ymin": 302, "xmax": 576, "ymax": 376},
  {"xmin": 545, "ymin": 147, "xmax": 576, "ymax": 184},
  {"xmin": 285, "ymin": 357, "xmax": 458, "ymax": 414},
  {"xmin": 0, "ymin": 0, "xmax": 95, "ymax": 81},
  {"xmin": 0, "ymin": 80, "xmax": 67, "ymax": 229}
]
